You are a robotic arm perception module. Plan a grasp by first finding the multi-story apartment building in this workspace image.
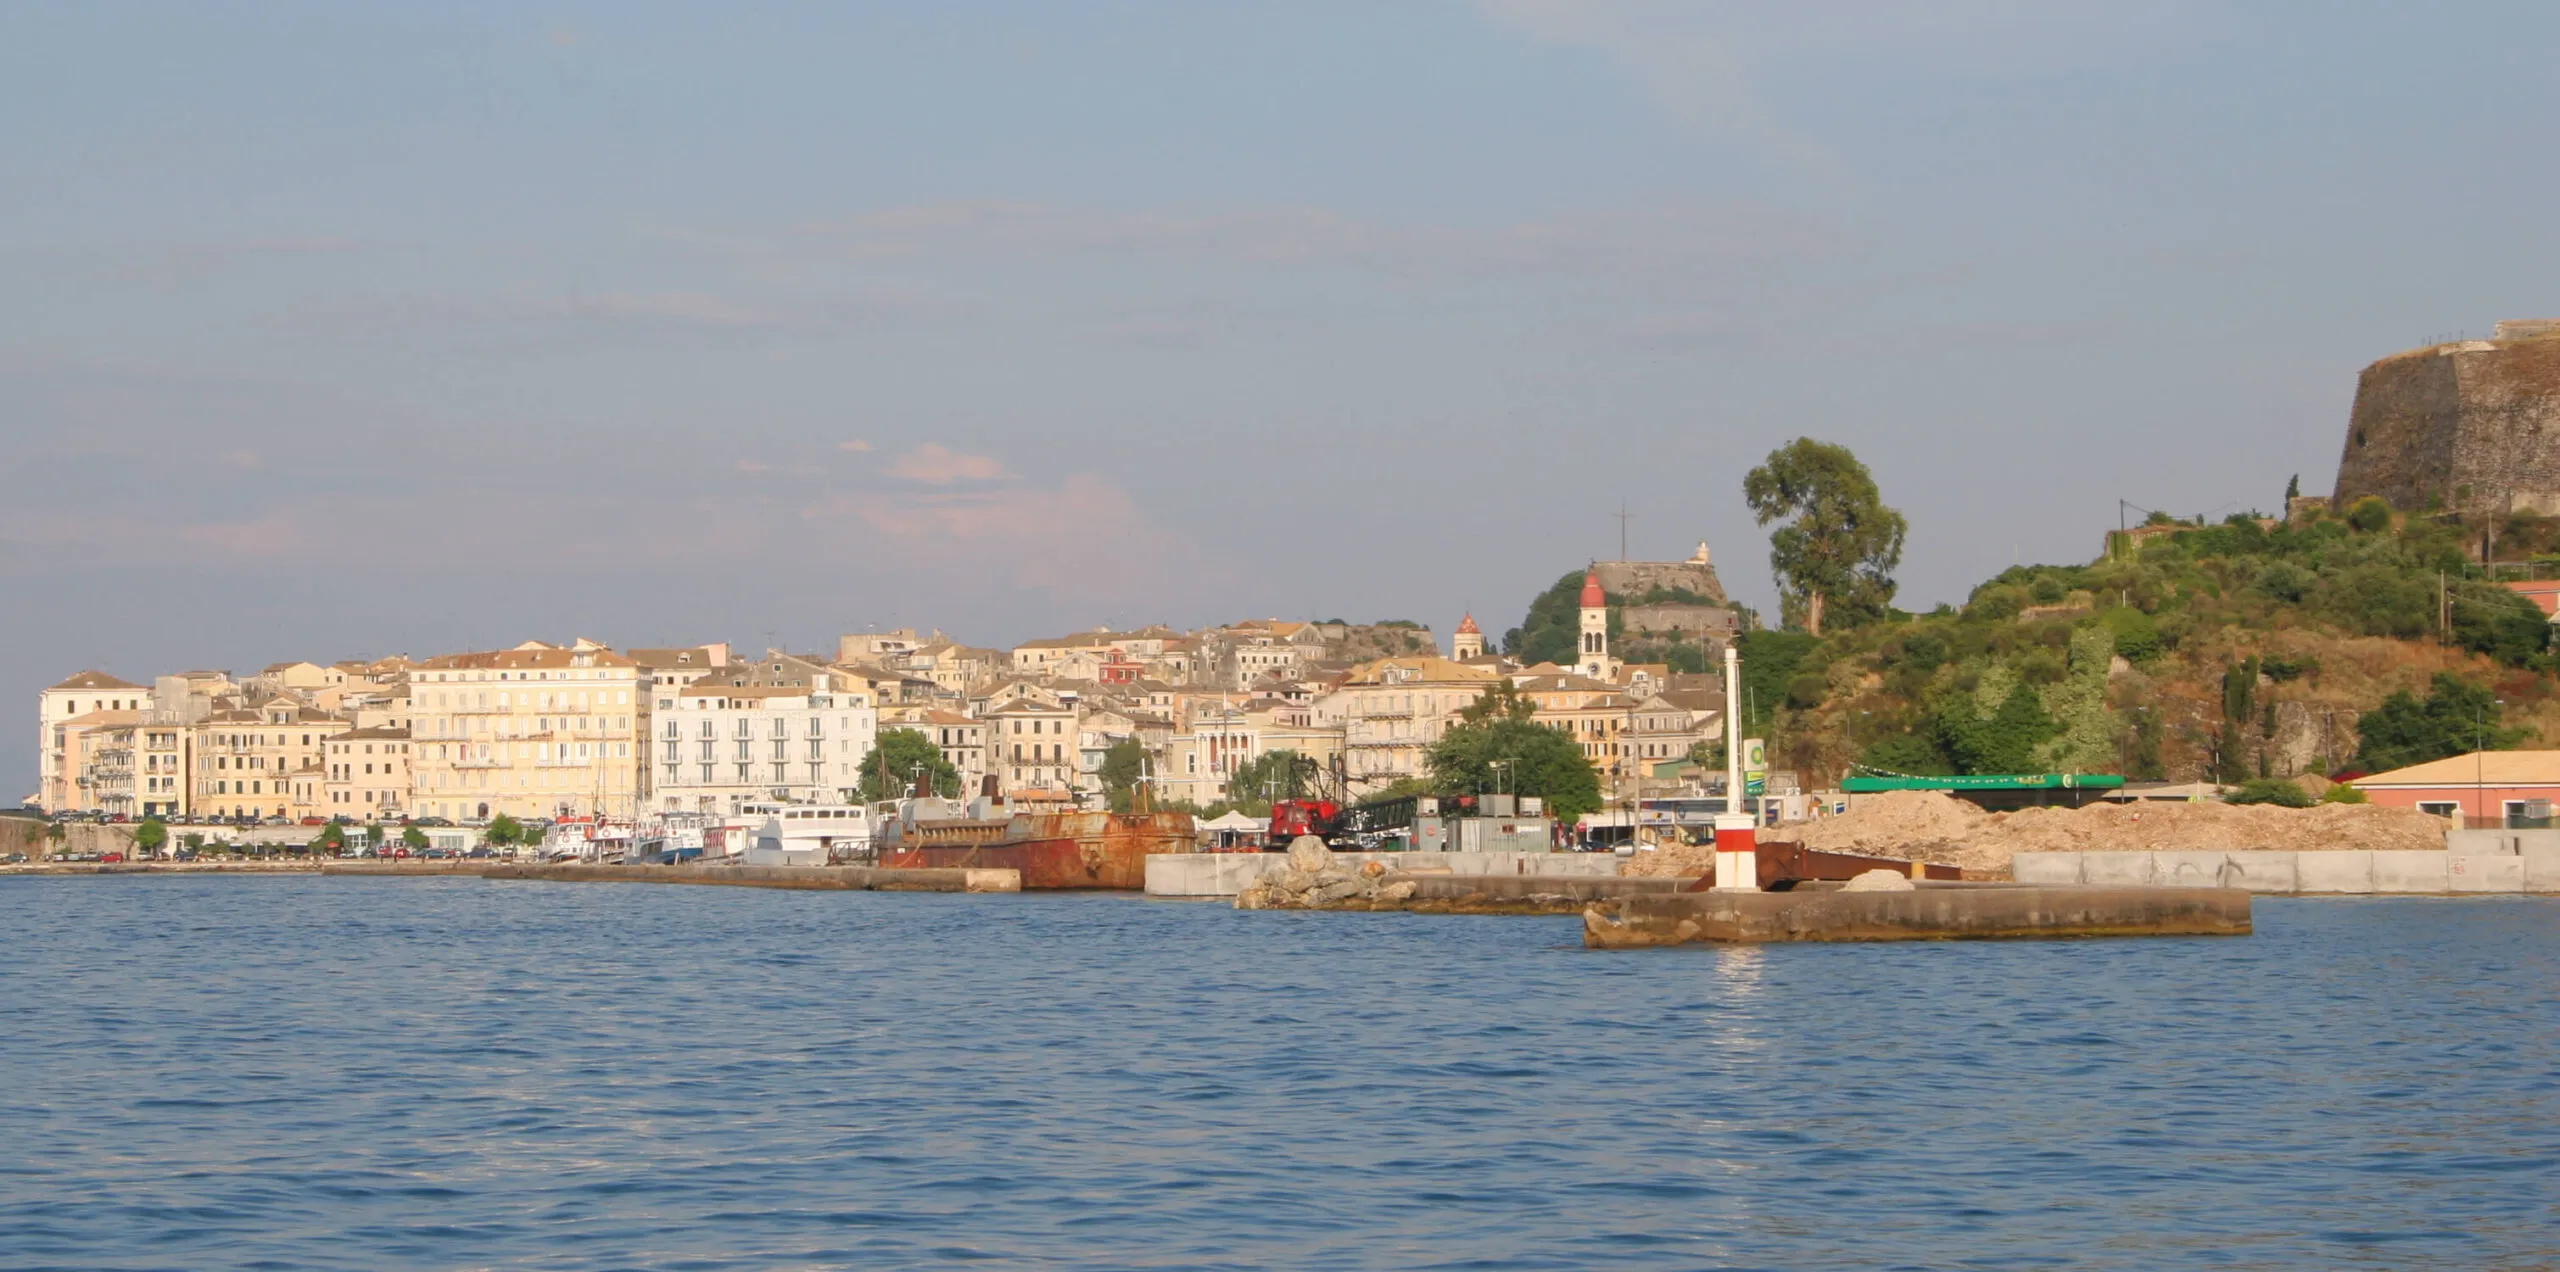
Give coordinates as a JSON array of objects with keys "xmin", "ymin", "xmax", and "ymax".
[
  {"xmin": 407, "ymin": 645, "xmax": 645, "ymax": 822},
  {"xmin": 191, "ymin": 700, "xmax": 342, "ymax": 820},
  {"xmin": 631, "ymin": 644, "xmax": 734, "ymax": 710},
  {"xmin": 919, "ymin": 710, "xmax": 990, "ymax": 793},
  {"xmin": 1313, "ymin": 657, "xmax": 1499, "ymax": 796},
  {"xmin": 64, "ymin": 710, "xmax": 141, "ymax": 818},
  {"xmin": 37, "ymin": 671, "xmax": 151, "ymax": 810},
  {"xmin": 985, "ymin": 698, "xmax": 1079, "ymax": 795},
  {"xmin": 648, "ymin": 676, "xmax": 877, "ymax": 815},
  {"xmin": 139, "ymin": 723, "xmax": 189, "ymax": 818},
  {"xmin": 322, "ymin": 726, "xmax": 413, "ymax": 817}
]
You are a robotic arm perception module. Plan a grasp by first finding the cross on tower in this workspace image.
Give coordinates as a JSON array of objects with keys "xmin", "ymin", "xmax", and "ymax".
[{"xmin": 1613, "ymin": 503, "xmax": 1633, "ymax": 562}]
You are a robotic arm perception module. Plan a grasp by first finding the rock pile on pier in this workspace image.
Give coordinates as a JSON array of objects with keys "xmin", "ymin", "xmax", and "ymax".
[{"xmin": 1233, "ymin": 836, "xmax": 1420, "ymax": 910}]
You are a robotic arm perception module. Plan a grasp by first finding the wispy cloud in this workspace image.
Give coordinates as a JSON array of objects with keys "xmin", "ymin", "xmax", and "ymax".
[
  {"xmin": 785, "ymin": 198, "xmax": 1842, "ymax": 292},
  {"xmin": 1475, "ymin": 1, "xmax": 1852, "ymax": 197},
  {"xmin": 837, "ymin": 439, "xmax": 874, "ymax": 453},
  {"xmin": 886, "ymin": 443, "xmax": 1013, "ymax": 485},
  {"xmin": 800, "ymin": 473, "xmax": 1238, "ymax": 601}
]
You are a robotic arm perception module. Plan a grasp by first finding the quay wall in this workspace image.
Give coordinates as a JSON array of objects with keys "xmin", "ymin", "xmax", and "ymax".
[
  {"xmin": 2014, "ymin": 846, "xmax": 2560, "ymax": 894},
  {"xmin": 1146, "ymin": 851, "xmax": 1621, "ymax": 897}
]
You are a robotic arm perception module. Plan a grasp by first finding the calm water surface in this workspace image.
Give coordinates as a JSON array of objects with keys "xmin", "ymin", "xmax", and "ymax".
[{"xmin": 1, "ymin": 877, "xmax": 2553, "ymax": 1270}]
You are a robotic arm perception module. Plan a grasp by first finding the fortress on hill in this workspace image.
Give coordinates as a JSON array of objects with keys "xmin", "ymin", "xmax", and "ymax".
[{"xmin": 2332, "ymin": 319, "xmax": 2560, "ymax": 516}]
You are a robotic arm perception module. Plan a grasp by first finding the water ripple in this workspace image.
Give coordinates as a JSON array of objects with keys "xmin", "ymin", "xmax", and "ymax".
[{"xmin": 0, "ymin": 878, "xmax": 2554, "ymax": 1269}]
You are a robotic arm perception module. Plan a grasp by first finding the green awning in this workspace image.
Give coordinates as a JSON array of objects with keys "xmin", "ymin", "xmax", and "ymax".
[{"xmin": 1842, "ymin": 772, "xmax": 2126, "ymax": 793}]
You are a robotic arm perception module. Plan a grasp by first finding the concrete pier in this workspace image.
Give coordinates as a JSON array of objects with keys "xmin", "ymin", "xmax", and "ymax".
[
  {"xmin": 1390, "ymin": 873, "xmax": 1695, "ymax": 914},
  {"xmin": 1582, "ymin": 884, "xmax": 2252, "ymax": 947},
  {"xmin": 322, "ymin": 861, "xmax": 1019, "ymax": 892},
  {"xmin": 2014, "ymin": 846, "xmax": 2560, "ymax": 894},
  {"xmin": 1146, "ymin": 851, "xmax": 1619, "ymax": 898}
]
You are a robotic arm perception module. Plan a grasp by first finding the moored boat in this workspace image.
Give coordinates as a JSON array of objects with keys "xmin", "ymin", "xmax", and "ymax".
[{"xmin": 879, "ymin": 809, "xmax": 1196, "ymax": 889}]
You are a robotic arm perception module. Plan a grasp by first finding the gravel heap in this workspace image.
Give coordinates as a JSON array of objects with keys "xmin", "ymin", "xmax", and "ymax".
[
  {"xmin": 1623, "ymin": 790, "xmax": 2451, "ymax": 879},
  {"xmin": 1234, "ymin": 836, "xmax": 1420, "ymax": 910}
]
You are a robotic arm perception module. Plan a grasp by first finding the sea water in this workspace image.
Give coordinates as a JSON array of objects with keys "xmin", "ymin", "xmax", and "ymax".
[{"xmin": 1, "ymin": 876, "xmax": 2553, "ymax": 1269}]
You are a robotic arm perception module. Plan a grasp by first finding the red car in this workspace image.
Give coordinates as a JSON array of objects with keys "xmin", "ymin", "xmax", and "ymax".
[
  {"xmin": 100, "ymin": 851, "xmax": 125, "ymax": 863},
  {"xmin": 299, "ymin": 816, "xmax": 327, "ymax": 826}
]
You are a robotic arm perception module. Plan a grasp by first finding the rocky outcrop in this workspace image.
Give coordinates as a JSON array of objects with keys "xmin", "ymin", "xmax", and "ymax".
[{"xmin": 1233, "ymin": 836, "xmax": 1419, "ymax": 910}]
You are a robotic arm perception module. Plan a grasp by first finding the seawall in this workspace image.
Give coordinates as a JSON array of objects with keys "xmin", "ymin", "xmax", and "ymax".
[{"xmin": 1145, "ymin": 851, "xmax": 1621, "ymax": 898}]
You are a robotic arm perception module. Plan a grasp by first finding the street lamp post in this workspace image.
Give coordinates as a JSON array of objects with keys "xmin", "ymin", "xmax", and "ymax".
[{"xmin": 2477, "ymin": 698, "xmax": 2507, "ymax": 829}]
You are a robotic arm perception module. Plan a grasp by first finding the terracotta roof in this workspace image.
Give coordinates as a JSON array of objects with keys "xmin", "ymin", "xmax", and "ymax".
[
  {"xmin": 1341, "ymin": 657, "xmax": 1500, "ymax": 686},
  {"xmin": 415, "ymin": 648, "xmax": 637, "ymax": 670},
  {"xmin": 2355, "ymin": 750, "xmax": 2560, "ymax": 788},
  {"xmin": 677, "ymin": 683, "xmax": 811, "ymax": 701},
  {"xmin": 1455, "ymin": 613, "xmax": 1481, "ymax": 635},
  {"xmin": 48, "ymin": 670, "xmax": 144, "ymax": 692},
  {"xmin": 1580, "ymin": 571, "xmax": 1606, "ymax": 608}
]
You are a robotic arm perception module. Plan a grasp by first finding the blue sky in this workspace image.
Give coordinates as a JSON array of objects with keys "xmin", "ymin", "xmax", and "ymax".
[{"xmin": 7, "ymin": 1, "xmax": 2560, "ymax": 788}]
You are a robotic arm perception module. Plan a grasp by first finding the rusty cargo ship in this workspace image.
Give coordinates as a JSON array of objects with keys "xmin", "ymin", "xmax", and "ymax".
[{"xmin": 878, "ymin": 809, "xmax": 1198, "ymax": 890}]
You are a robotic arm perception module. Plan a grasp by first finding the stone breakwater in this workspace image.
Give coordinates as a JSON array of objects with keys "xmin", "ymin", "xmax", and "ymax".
[{"xmin": 1233, "ymin": 837, "xmax": 1419, "ymax": 910}]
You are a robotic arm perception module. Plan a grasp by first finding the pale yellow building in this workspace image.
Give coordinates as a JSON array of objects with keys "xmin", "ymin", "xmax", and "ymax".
[
  {"xmin": 323, "ymin": 726, "xmax": 413, "ymax": 818},
  {"xmin": 37, "ymin": 671, "xmax": 151, "ymax": 811},
  {"xmin": 1312, "ymin": 657, "xmax": 1499, "ymax": 796},
  {"xmin": 408, "ymin": 646, "xmax": 645, "ymax": 822},
  {"xmin": 191, "ymin": 701, "xmax": 342, "ymax": 820}
]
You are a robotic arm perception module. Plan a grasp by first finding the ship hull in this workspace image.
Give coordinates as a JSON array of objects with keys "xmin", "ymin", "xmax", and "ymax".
[{"xmin": 880, "ymin": 811, "xmax": 1195, "ymax": 889}]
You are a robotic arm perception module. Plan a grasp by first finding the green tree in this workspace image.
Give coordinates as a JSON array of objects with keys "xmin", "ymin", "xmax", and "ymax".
[
  {"xmin": 2228, "ymin": 777, "xmax": 2313, "ymax": 807},
  {"xmin": 2285, "ymin": 474, "xmax": 2300, "ymax": 502},
  {"xmin": 1225, "ymin": 749, "xmax": 1321, "ymax": 807},
  {"xmin": 1425, "ymin": 685, "xmax": 1603, "ymax": 820},
  {"xmin": 2345, "ymin": 495, "xmax": 2392, "ymax": 533},
  {"xmin": 2355, "ymin": 673, "xmax": 2524, "ymax": 772},
  {"xmin": 1928, "ymin": 664, "xmax": 2057, "ymax": 774},
  {"xmin": 485, "ymin": 813, "xmax": 525, "ymax": 847},
  {"xmin": 401, "ymin": 825, "xmax": 429, "ymax": 850},
  {"xmin": 133, "ymin": 817, "xmax": 167, "ymax": 856},
  {"xmin": 310, "ymin": 822, "xmax": 347, "ymax": 854},
  {"xmin": 1742, "ymin": 438, "xmax": 1909, "ymax": 636},
  {"xmin": 1735, "ymin": 629, "xmax": 1817, "ymax": 735},
  {"xmin": 856, "ymin": 728, "xmax": 963, "ymax": 801},
  {"xmin": 1503, "ymin": 570, "xmax": 1605, "ymax": 664},
  {"xmin": 1099, "ymin": 738, "xmax": 1151, "ymax": 812}
]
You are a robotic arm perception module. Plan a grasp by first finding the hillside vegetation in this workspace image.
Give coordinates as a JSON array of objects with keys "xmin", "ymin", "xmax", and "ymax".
[{"xmin": 1750, "ymin": 506, "xmax": 2560, "ymax": 786}]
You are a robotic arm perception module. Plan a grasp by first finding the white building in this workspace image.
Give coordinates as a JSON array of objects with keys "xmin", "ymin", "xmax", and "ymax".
[{"xmin": 651, "ymin": 677, "xmax": 878, "ymax": 815}]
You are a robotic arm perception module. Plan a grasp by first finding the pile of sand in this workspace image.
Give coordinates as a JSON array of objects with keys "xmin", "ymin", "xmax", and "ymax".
[{"xmin": 1622, "ymin": 790, "xmax": 2453, "ymax": 880}]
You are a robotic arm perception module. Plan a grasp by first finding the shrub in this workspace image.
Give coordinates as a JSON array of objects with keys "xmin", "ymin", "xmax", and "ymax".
[
  {"xmin": 1784, "ymin": 673, "xmax": 1828, "ymax": 710},
  {"xmin": 2319, "ymin": 783, "xmax": 2369, "ymax": 805},
  {"xmin": 2345, "ymin": 495, "xmax": 2392, "ymax": 533},
  {"xmin": 2100, "ymin": 607, "xmax": 2162, "ymax": 664},
  {"xmin": 2228, "ymin": 777, "xmax": 2313, "ymax": 807}
]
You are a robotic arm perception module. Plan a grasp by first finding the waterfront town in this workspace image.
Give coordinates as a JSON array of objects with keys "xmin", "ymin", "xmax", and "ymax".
[{"xmin": 30, "ymin": 545, "xmax": 1738, "ymax": 836}]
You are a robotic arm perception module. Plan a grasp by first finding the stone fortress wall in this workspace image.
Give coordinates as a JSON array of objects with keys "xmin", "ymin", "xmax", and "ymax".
[{"xmin": 2333, "ymin": 320, "xmax": 2560, "ymax": 516}]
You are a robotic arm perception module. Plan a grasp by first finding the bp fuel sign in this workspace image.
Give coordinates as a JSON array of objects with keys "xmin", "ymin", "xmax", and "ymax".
[{"xmin": 1742, "ymin": 737, "xmax": 1767, "ymax": 797}]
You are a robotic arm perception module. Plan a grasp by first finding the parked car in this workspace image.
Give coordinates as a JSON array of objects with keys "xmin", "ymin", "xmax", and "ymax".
[
  {"xmin": 299, "ymin": 816, "xmax": 326, "ymax": 826},
  {"xmin": 2, "ymin": 852, "xmax": 27, "ymax": 864},
  {"xmin": 414, "ymin": 817, "xmax": 453, "ymax": 828},
  {"xmin": 171, "ymin": 848, "xmax": 197, "ymax": 862},
  {"xmin": 100, "ymin": 851, "xmax": 125, "ymax": 863}
]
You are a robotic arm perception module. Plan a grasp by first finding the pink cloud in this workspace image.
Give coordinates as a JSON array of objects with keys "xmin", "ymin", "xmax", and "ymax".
[
  {"xmin": 799, "ymin": 473, "xmax": 1230, "ymax": 600},
  {"xmin": 736, "ymin": 458, "xmax": 772, "ymax": 473},
  {"xmin": 838, "ymin": 439, "xmax": 874, "ymax": 453},
  {"xmin": 886, "ymin": 442, "xmax": 1013, "ymax": 485}
]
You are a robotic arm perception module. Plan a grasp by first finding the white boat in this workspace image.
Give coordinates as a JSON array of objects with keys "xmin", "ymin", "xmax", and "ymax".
[{"xmin": 734, "ymin": 802, "xmax": 874, "ymax": 866}]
